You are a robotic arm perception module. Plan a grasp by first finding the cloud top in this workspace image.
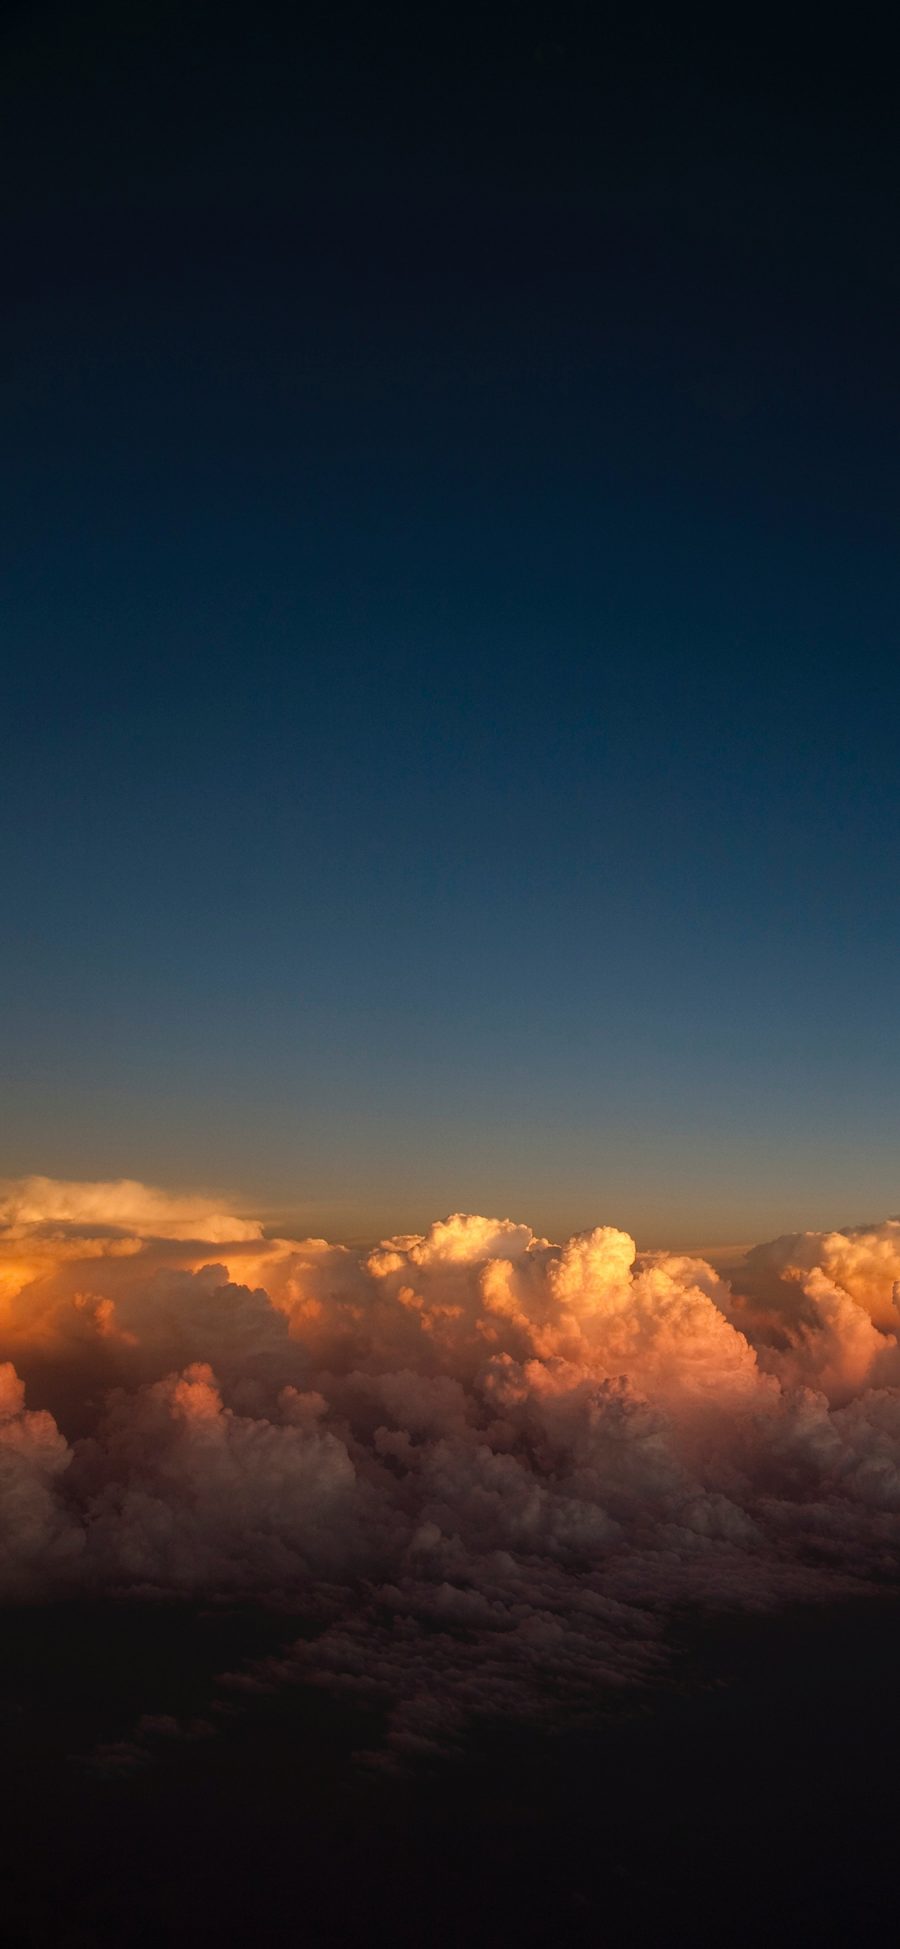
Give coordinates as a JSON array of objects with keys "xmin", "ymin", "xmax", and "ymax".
[{"xmin": 3, "ymin": 1180, "xmax": 900, "ymax": 1753}]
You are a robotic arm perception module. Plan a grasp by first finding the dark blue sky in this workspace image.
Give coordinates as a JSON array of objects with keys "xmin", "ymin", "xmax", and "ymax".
[{"xmin": 3, "ymin": 2, "xmax": 900, "ymax": 1242}]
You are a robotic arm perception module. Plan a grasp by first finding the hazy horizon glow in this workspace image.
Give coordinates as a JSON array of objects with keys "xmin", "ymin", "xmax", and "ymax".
[{"xmin": 1, "ymin": 1171, "xmax": 895, "ymax": 1262}]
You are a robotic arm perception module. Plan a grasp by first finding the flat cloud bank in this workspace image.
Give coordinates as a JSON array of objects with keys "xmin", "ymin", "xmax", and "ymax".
[{"xmin": 3, "ymin": 1176, "xmax": 900, "ymax": 1758}]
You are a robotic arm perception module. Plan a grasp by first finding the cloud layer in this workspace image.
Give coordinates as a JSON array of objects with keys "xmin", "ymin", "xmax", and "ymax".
[{"xmin": 3, "ymin": 1177, "xmax": 900, "ymax": 1755}]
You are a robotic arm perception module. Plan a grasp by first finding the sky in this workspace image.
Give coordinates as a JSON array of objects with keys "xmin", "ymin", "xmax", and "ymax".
[{"xmin": 3, "ymin": 2, "xmax": 900, "ymax": 1245}]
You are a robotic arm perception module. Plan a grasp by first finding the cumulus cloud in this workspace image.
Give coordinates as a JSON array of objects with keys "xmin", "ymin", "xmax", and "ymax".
[
  {"xmin": 0, "ymin": 1359, "xmax": 82, "ymax": 1594},
  {"xmin": 2, "ymin": 1181, "xmax": 900, "ymax": 1753}
]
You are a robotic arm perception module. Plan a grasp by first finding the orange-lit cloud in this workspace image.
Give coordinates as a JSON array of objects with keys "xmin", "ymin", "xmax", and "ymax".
[
  {"xmin": 0, "ymin": 1175, "xmax": 264, "ymax": 1242},
  {"xmin": 3, "ymin": 1178, "xmax": 900, "ymax": 1753}
]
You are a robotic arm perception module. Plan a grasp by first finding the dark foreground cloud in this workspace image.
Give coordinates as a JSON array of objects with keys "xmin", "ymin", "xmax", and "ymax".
[{"xmin": 3, "ymin": 1179, "xmax": 900, "ymax": 1761}]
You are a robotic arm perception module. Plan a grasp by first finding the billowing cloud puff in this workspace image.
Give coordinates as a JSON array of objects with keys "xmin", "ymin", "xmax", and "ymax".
[
  {"xmin": 735, "ymin": 1218, "xmax": 900, "ymax": 1333},
  {"xmin": 0, "ymin": 1360, "xmax": 81, "ymax": 1594},
  {"xmin": 2, "ymin": 1182, "xmax": 900, "ymax": 1753}
]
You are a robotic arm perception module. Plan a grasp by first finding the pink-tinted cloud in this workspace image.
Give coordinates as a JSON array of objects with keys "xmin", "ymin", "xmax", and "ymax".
[{"xmin": 3, "ymin": 1179, "xmax": 900, "ymax": 1752}]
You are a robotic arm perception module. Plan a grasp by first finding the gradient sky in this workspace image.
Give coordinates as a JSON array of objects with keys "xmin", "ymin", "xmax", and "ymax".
[{"xmin": 3, "ymin": 3, "xmax": 900, "ymax": 1246}]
